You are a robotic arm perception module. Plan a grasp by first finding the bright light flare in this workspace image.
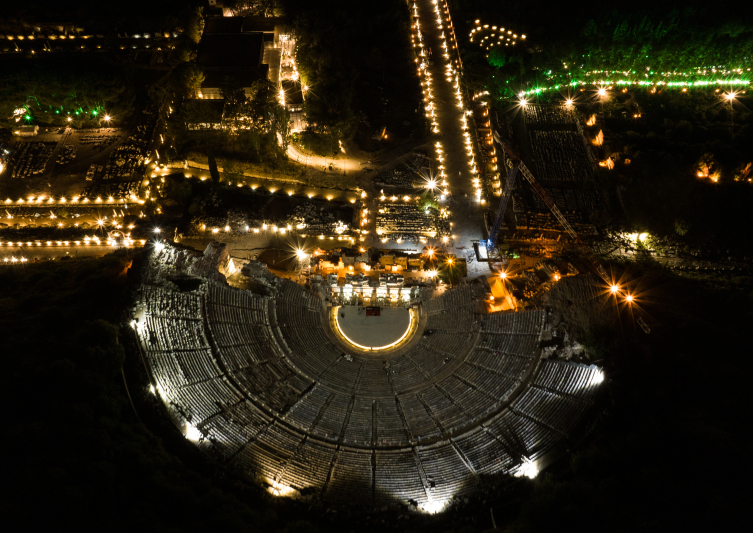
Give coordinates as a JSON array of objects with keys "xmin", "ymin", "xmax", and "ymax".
[
  {"xmin": 610, "ymin": 284, "xmax": 620, "ymax": 294},
  {"xmin": 185, "ymin": 424, "xmax": 202, "ymax": 442},
  {"xmin": 598, "ymin": 88, "xmax": 607, "ymax": 98},
  {"xmin": 625, "ymin": 294, "xmax": 634, "ymax": 304},
  {"xmin": 422, "ymin": 500, "xmax": 446, "ymax": 514},
  {"xmin": 724, "ymin": 92, "xmax": 737, "ymax": 101},
  {"xmin": 565, "ymin": 99, "xmax": 573, "ymax": 107},
  {"xmin": 516, "ymin": 458, "xmax": 539, "ymax": 479},
  {"xmin": 518, "ymin": 98, "xmax": 527, "ymax": 107}
]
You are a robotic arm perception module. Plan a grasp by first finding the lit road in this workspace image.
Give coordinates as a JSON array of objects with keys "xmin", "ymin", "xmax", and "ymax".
[
  {"xmin": 0, "ymin": 243, "xmax": 145, "ymax": 264},
  {"xmin": 286, "ymin": 141, "xmax": 365, "ymax": 174},
  {"xmin": 388, "ymin": 0, "xmax": 490, "ymax": 274}
]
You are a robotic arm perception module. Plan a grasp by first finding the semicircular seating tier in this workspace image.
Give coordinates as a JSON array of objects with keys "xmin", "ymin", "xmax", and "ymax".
[{"xmin": 133, "ymin": 278, "xmax": 603, "ymax": 508}]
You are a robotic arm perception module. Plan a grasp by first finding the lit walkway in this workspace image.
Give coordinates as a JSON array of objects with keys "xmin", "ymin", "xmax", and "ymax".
[{"xmin": 412, "ymin": 0, "xmax": 488, "ymax": 254}]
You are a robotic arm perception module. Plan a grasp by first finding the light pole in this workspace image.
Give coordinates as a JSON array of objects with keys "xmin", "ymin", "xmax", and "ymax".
[
  {"xmin": 597, "ymin": 87, "xmax": 607, "ymax": 117},
  {"xmin": 725, "ymin": 92, "xmax": 736, "ymax": 134}
]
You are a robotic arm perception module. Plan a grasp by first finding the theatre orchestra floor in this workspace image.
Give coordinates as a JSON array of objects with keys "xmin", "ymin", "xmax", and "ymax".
[{"xmin": 335, "ymin": 306, "xmax": 411, "ymax": 350}]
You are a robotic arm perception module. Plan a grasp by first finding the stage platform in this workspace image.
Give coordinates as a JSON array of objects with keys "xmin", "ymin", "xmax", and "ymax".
[{"xmin": 335, "ymin": 306, "xmax": 412, "ymax": 350}]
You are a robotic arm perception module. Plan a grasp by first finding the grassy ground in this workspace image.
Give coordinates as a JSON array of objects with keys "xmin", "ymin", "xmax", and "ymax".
[
  {"xmin": 295, "ymin": 131, "xmax": 338, "ymax": 158},
  {"xmin": 187, "ymin": 151, "xmax": 359, "ymax": 191}
]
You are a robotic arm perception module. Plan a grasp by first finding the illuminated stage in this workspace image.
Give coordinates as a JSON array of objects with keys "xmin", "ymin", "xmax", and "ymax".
[{"xmin": 334, "ymin": 306, "xmax": 414, "ymax": 351}]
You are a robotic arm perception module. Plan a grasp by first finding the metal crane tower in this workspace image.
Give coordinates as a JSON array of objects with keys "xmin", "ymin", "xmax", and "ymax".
[{"xmin": 490, "ymin": 130, "xmax": 611, "ymax": 285}]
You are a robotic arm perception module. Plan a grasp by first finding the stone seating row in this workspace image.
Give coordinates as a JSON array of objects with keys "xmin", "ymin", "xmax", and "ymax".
[
  {"xmin": 533, "ymin": 360, "xmax": 602, "ymax": 402},
  {"xmin": 481, "ymin": 309, "xmax": 545, "ymax": 335},
  {"xmin": 512, "ymin": 386, "xmax": 585, "ymax": 435},
  {"xmin": 139, "ymin": 286, "xmax": 203, "ymax": 318},
  {"xmin": 425, "ymin": 307, "xmax": 477, "ymax": 332},
  {"xmin": 524, "ymin": 104, "xmax": 575, "ymax": 125},
  {"xmin": 136, "ymin": 278, "xmax": 603, "ymax": 507},
  {"xmin": 530, "ymin": 131, "xmax": 592, "ymax": 183},
  {"xmin": 143, "ymin": 315, "xmax": 207, "ymax": 352},
  {"xmin": 423, "ymin": 285, "xmax": 475, "ymax": 315}
]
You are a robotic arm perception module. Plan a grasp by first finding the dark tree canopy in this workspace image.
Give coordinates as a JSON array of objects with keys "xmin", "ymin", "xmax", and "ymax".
[
  {"xmin": 280, "ymin": 0, "xmax": 414, "ymax": 140},
  {"xmin": 0, "ymin": 55, "xmax": 137, "ymax": 129}
]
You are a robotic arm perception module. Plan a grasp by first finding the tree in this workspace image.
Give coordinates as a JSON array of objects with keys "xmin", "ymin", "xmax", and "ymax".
[
  {"xmin": 695, "ymin": 152, "xmax": 720, "ymax": 180},
  {"xmin": 221, "ymin": 158, "xmax": 245, "ymax": 185},
  {"xmin": 0, "ymin": 56, "xmax": 137, "ymax": 129},
  {"xmin": 148, "ymin": 85, "xmax": 171, "ymax": 123},
  {"xmin": 220, "ymin": 77, "xmax": 251, "ymax": 147},
  {"xmin": 168, "ymin": 63, "xmax": 205, "ymax": 100},
  {"xmin": 182, "ymin": 6, "xmax": 205, "ymax": 44},
  {"xmin": 207, "ymin": 147, "xmax": 221, "ymax": 186},
  {"xmin": 182, "ymin": 100, "xmax": 219, "ymax": 131},
  {"xmin": 249, "ymin": 79, "xmax": 279, "ymax": 130},
  {"xmin": 235, "ymin": 130, "xmax": 262, "ymax": 162},
  {"xmin": 274, "ymin": 105, "xmax": 292, "ymax": 154}
]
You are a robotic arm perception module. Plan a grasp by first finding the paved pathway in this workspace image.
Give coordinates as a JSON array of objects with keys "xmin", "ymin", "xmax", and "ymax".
[{"xmin": 406, "ymin": 0, "xmax": 489, "ymax": 273}]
